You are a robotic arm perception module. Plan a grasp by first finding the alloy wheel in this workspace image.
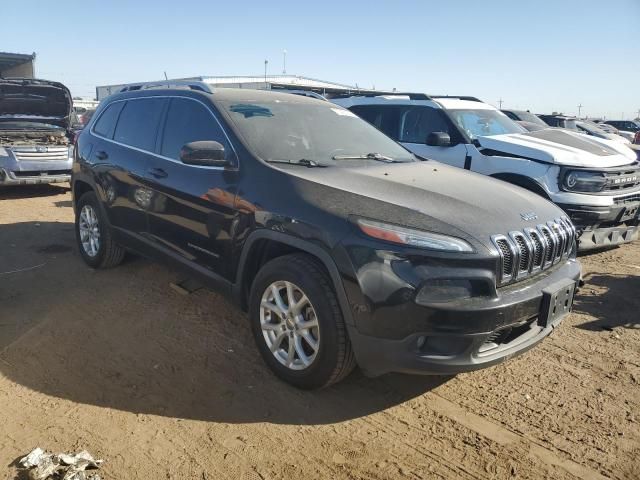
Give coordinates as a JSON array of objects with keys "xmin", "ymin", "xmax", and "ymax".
[
  {"xmin": 259, "ymin": 280, "xmax": 320, "ymax": 370},
  {"xmin": 79, "ymin": 204, "xmax": 101, "ymax": 257}
]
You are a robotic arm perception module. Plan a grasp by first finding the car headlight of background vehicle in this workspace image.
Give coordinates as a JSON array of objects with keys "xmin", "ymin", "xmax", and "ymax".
[
  {"xmin": 562, "ymin": 170, "xmax": 606, "ymax": 192},
  {"xmin": 356, "ymin": 218, "xmax": 474, "ymax": 252}
]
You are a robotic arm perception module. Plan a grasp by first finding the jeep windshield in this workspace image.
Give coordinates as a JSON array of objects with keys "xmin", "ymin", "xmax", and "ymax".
[
  {"xmin": 220, "ymin": 100, "xmax": 415, "ymax": 166},
  {"xmin": 448, "ymin": 109, "xmax": 525, "ymax": 139}
]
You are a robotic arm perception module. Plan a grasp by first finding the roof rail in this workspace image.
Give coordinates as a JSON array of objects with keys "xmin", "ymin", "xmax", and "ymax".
[
  {"xmin": 430, "ymin": 95, "xmax": 483, "ymax": 102},
  {"xmin": 329, "ymin": 91, "xmax": 432, "ymax": 101},
  {"xmin": 118, "ymin": 80, "xmax": 213, "ymax": 94},
  {"xmin": 279, "ymin": 89, "xmax": 328, "ymax": 101}
]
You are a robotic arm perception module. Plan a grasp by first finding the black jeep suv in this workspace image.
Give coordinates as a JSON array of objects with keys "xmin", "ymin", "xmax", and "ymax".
[{"xmin": 72, "ymin": 82, "xmax": 581, "ymax": 389}]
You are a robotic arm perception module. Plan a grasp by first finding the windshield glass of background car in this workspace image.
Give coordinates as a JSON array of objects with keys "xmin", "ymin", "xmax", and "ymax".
[
  {"xmin": 517, "ymin": 111, "xmax": 548, "ymax": 126},
  {"xmin": 580, "ymin": 121, "xmax": 608, "ymax": 136},
  {"xmin": 447, "ymin": 109, "xmax": 524, "ymax": 139},
  {"xmin": 220, "ymin": 100, "xmax": 414, "ymax": 164}
]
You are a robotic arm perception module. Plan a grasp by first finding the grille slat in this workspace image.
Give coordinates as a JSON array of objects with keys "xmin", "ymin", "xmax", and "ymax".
[
  {"xmin": 513, "ymin": 234, "xmax": 529, "ymax": 272},
  {"xmin": 495, "ymin": 239, "xmax": 513, "ymax": 278},
  {"xmin": 528, "ymin": 231, "xmax": 544, "ymax": 268},
  {"xmin": 492, "ymin": 217, "xmax": 575, "ymax": 286}
]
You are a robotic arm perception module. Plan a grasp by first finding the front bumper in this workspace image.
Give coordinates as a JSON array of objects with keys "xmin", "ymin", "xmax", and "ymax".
[
  {"xmin": 347, "ymin": 259, "xmax": 581, "ymax": 377},
  {"xmin": 558, "ymin": 200, "xmax": 640, "ymax": 250},
  {"xmin": 0, "ymin": 168, "xmax": 71, "ymax": 186}
]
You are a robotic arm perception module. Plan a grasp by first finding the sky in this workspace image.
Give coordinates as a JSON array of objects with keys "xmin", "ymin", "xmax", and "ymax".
[{"xmin": 2, "ymin": 0, "xmax": 639, "ymax": 119}]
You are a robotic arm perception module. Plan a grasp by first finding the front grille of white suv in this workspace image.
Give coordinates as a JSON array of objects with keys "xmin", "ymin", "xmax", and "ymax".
[{"xmin": 491, "ymin": 217, "xmax": 576, "ymax": 286}]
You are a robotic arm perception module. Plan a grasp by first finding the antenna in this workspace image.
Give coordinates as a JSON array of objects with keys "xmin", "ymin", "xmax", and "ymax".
[
  {"xmin": 282, "ymin": 49, "xmax": 287, "ymax": 75},
  {"xmin": 498, "ymin": 98, "xmax": 503, "ymax": 109},
  {"xmin": 264, "ymin": 59, "xmax": 268, "ymax": 82},
  {"xmin": 163, "ymin": 71, "xmax": 168, "ymax": 80},
  {"xmin": 577, "ymin": 103, "xmax": 583, "ymax": 118}
]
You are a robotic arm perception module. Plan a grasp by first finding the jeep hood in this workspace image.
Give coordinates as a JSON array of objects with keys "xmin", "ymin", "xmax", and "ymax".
[
  {"xmin": 283, "ymin": 161, "xmax": 564, "ymax": 253},
  {"xmin": 0, "ymin": 79, "xmax": 73, "ymax": 129},
  {"xmin": 477, "ymin": 128, "xmax": 637, "ymax": 168}
]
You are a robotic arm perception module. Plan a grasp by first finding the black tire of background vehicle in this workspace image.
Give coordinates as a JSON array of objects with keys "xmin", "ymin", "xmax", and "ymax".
[
  {"xmin": 249, "ymin": 253, "xmax": 357, "ymax": 389},
  {"xmin": 75, "ymin": 191, "xmax": 125, "ymax": 269}
]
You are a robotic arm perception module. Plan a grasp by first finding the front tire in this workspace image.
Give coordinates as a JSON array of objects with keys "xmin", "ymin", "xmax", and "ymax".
[
  {"xmin": 75, "ymin": 191, "xmax": 125, "ymax": 268},
  {"xmin": 249, "ymin": 254, "xmax": 356, "ymax": 389}
]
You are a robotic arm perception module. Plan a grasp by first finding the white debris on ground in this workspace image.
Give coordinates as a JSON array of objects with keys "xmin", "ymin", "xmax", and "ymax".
[{"xmin": 18, "ymin": 448, "xmax": 103, "ymax": 480}]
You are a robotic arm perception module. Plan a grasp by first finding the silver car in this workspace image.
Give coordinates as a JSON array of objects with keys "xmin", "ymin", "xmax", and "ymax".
[{"xmin": 0, "ymin": 78, "xmax": 74, "ymax": 186}]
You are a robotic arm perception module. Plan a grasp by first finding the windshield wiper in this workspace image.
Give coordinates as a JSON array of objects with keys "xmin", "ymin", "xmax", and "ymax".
[
  {"xmin": 267, "ymin": 158, "xmax": 327, "ymax": 168},
  {"xmin": 332, "ymin": 152, "xmax": 398, "ymax": 163}
]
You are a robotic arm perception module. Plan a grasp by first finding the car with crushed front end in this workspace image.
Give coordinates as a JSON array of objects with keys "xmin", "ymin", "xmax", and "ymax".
[
  {"xmin": 71, "ymin": 82, "xmax": 581, "ymax": 389},
  {"xmin": 0, "ymin": 78, "xmax": 74, "ymax": 186}
]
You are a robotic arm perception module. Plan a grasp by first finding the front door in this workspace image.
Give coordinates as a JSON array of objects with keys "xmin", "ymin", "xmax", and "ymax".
[{"xmin": 145, "ymin": 97, "xmax": 239, "ymax": 279}]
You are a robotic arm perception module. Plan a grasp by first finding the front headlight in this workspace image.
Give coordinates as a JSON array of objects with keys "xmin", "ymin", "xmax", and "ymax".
[
  {"xmin": 356, "ymin": 218, "xmax": 474, "ymax": 252},
  {"xmin": 562, "ymin": 170, "xmax": 606, "ymax": 192}
]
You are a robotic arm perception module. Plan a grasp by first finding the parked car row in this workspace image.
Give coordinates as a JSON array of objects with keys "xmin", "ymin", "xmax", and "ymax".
[{"xmin": 3, "ymin": 78, "xmax": 638, "ymax": 388}]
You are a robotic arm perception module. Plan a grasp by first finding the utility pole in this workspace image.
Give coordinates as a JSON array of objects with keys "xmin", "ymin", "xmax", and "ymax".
[
  {"xmin": 282, "ymin": 49, "xmax": 287, "ymax": 75},
  {"xmin": 498, "ymin": 98, "xmax": 503, "ymax": 109},
  {"xmin": 264, "ymin": 60, "xmax": 268, "ymax": 82},
  {"xmin": 577, "ymin": 104, "xmax": 583, "ymax": 118}
]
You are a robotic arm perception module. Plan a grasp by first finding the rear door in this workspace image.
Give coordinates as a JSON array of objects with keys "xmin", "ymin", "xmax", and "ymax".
[
  {"xmin": 90, "ymin": 97, "xmax": 166, "ymax": 237},
  {"xmin": 145, "ymin": 97, "xmax": 239, "ymax": 279}
]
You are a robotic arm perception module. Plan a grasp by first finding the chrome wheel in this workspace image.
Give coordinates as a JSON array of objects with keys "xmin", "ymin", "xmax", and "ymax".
[
  {"xmin": 260, "ymin": 280, "xmax": 320, "ymax": 370},
  {"xmin": 79, "ymin": 204, "xmax": 101, "ymax": 257}
]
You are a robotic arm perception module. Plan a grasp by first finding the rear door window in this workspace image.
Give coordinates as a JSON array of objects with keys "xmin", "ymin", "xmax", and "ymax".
[
  {"xmin": 160, "ymin": 98, "xmax": 231, "ymax": 161},
  {"xmin": 114, "ymin": 98, "xmax": 166, "ymax": 151},
  {"xmin": 93, "ymin": 102, "xmax": 125, "ymax": 139}
]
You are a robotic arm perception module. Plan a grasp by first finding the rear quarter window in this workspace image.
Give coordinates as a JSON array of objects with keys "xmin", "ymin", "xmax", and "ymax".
[{"xmin": 93, "ymin": 102, "xmax": 125, "ymax": 139}]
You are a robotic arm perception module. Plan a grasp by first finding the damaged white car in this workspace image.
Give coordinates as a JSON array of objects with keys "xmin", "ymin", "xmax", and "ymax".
[
  {"xmin": 0, "ymin": 78, "xmax": 74, "ymax": 186},
  {"xmin": 334, "ymin": 94, "xmax": 640, "ymax": 251}
]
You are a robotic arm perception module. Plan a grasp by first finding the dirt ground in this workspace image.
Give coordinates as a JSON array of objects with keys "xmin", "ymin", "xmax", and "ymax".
[{"xmin": 0, "ymin": 184, "xmax": 638, "ymax": 480}]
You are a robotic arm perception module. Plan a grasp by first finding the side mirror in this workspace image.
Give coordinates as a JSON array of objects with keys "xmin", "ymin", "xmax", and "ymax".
[
  {"xmin": 180, "ymin": 141, "xmax": 228, "ymax": 167},
  {"xmin": 426, "ymin": 132, "xmax": 451, "ymax": 147}
]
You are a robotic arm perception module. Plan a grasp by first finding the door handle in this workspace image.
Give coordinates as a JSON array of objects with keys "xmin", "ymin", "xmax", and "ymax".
[
  {"xmin": 148, "ymin": 167, "xmax": 168, "ymax": 179},
  {"xmin": 95, "ymin": 150, "xmax": 108, "ymax": 160}
]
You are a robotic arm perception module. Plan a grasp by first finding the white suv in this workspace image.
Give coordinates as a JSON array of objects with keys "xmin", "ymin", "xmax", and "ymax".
[{"xmin": 332, "ymin": 94, "xmax": 640, "ymax": 251}]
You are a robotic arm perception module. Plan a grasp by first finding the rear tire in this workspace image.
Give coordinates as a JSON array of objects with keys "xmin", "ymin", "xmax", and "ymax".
[
  {"xmin": 75, "ymin": 191, "xmax": 125, "ymax": 269},
  {"xmin": 249, "ymin": 253, "xmax": 356, "ymax": 389}
]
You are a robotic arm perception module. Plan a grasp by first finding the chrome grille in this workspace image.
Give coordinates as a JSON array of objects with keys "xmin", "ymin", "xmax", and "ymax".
[
  {"xmin": 492, "ymin": 217, "xmax": 575, "ymax": 286},
  {"xmin": 10, "ymin": 146, "xmax": 70, "ymax": 161}
]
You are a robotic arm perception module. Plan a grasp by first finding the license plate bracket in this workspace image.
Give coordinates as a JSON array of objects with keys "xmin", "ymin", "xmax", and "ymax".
[{"xmin": 540, "ymin": 280, "xmax": 577, "ymax": 328}]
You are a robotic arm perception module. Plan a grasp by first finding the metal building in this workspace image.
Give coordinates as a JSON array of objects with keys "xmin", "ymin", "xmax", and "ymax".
[
  {"xmin": 96, "ymin": 75, "xmax": 371, "ymax": 101},
  {"xmin": 0, "ymin": 51, "xmax": 36, "ymax": 78}
]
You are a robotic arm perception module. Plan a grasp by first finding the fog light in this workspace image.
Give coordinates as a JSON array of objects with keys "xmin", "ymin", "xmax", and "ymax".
[{"xmin": 416, "ymin": 279, "xmax": 473, "ymax": 304}]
